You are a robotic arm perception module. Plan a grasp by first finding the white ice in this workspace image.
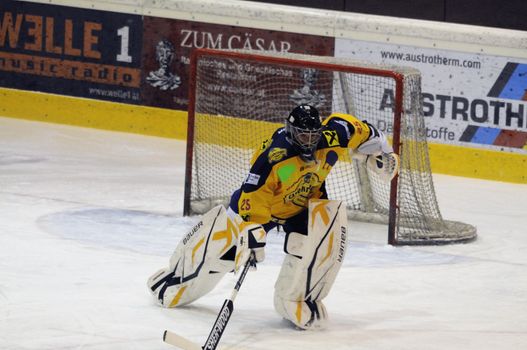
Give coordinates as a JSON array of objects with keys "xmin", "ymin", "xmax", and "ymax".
[{"xmin": 0, "ymin": 116, "xmax": 526, "ymax": 350}]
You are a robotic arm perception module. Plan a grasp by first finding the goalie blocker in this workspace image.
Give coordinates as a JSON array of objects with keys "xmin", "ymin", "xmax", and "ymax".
[{"xmin": 147, "ymin": 199, "xmax": 348, "ymax": 330}]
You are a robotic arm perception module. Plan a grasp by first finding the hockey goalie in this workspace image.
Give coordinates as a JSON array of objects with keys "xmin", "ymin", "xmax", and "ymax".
[{"xmin": 148, "ymin": 104, "xmax": 399, "ymax": 330}]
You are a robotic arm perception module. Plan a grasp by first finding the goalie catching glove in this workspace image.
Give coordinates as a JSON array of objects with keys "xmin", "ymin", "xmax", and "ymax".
[
  {"xmin": 352, "ymin": 121, "xmax": 400, "ymax": 181},
  {"xmin": 366, "ymin": 152, "xmax": 400, "ymax": 181}
]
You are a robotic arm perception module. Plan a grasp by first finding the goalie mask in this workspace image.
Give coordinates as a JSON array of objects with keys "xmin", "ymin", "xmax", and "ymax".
[{"xmin": 285, "ymin": 105, "xmax": 322, "ymax": 162}]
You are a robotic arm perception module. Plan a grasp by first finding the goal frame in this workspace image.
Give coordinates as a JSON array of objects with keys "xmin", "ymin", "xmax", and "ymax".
[
  {"xmin": 184, "ymin": 48, "xmax": 407, "ymax": 245},
  {"xmin": 184, "ymin": 48, "xmax": 477, "ymax": 245}
]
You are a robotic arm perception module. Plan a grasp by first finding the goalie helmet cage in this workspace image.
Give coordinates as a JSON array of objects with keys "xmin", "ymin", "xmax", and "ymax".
[{"xmin": 184, "ymin": 48, "xmax": 476, "ymax": 246}]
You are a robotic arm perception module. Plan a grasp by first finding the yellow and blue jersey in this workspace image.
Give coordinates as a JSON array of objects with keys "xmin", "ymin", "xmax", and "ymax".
[{"xmin": 229, "ymin": 113, "xmax": 372, "ymax": 227}]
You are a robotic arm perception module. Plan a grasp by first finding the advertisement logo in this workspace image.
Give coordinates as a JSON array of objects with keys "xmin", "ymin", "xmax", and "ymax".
[
  {"xmin": 322, "ymin": 130, "xmax": 339, "ymax": 147},
  {"xmin": 146, "ymin": 39, "xmax": 181, "ymax": 91},
  {"xmin": 289, "ymin": 68, "xmax": 327, "ymax": 108},
  {"xmin": 488, "ymin": 62, "xmax": 527, "ymax": 101}
]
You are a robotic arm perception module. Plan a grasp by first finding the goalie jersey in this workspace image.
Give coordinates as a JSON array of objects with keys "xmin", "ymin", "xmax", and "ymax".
[{"xmin": 229, "ymin": 113, "xmax": 384, "ymax": 226}]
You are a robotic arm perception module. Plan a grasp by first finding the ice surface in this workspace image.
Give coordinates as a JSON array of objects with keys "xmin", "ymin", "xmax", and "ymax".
[{"xmin": 0, "ymin": 117, "xmax": 526, "ymax": 350}]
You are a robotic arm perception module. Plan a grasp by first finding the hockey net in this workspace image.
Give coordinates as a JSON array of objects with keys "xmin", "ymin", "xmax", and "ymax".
[{"xmin": 184, "ymin": 48, "xmax": 476, "ymax": 245}]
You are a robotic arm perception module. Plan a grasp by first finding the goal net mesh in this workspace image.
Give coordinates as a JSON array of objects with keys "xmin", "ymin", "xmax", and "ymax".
[{"xmin": 185, "ymin": 49, "xmax": 476, "ymax": 245}]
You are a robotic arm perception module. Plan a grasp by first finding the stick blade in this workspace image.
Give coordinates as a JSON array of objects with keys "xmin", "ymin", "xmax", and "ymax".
[{"xmin": 163, "ymin": 330, "xmax": 202, "ymax": 350}]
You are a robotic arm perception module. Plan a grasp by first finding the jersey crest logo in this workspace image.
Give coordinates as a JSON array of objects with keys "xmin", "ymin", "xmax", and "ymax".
[
  {"xmin": 244, "ymin": 173, "xmax": 260, "ymax": 185},
  {"xmin": 283, "ymin": 172, "xmax": 321, "ymax": 207},
  {"xmin": 268, "ymin": 147, "xmax": 287, "ymax": 163},
  {"xmin": 261, "ymin": 138, "xmax": 271, "ymax": 151},
  {"xmin": 323, "ymin": 130, "xmax": 339, "ymax": 147}
]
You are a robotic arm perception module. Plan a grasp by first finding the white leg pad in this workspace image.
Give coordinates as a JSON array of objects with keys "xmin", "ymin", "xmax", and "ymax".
[
  {"xmin": 274, "ymin": 200, "xmax": 348, "ymax": 329},
  {"xmin": 147, "ymin": 206, "xmax": 242, "ymax": 307}
]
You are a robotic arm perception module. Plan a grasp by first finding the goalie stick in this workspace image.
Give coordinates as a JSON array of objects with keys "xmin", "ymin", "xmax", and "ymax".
[{"xmin": 163, "ymin": 253, "xmax": 255, "ymax": 350}]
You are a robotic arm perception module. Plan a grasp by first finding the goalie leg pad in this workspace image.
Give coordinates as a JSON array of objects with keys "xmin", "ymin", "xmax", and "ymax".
[
  {"xmin": 274, "ymin": 297, "xmax": 328, "ymax": 330},
  {"xmin": 274, "ymin": 200, "xmax": 348, "ymax": 329},
  {"xmin": 147, "ymin": 206, "xmax": 240, "ymax": 308}
]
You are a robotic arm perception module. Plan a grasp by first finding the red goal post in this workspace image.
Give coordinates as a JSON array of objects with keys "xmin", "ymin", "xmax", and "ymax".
[{"xmin": 184, "ymin": 48, "xmax": 476, "ymax": 245}]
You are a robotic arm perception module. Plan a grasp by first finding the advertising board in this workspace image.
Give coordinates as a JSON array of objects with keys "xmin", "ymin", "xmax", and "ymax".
[
  {"xmin": 141, "ymin": 16, "xmax": 334, "ymax": 111},
  {"xmin": 336, "ymin": 38, "xmax": 527, "ymax": 153},
  {"xmin": 0, "ymin": 0, "xmax": 143, "ymax": 104}
]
